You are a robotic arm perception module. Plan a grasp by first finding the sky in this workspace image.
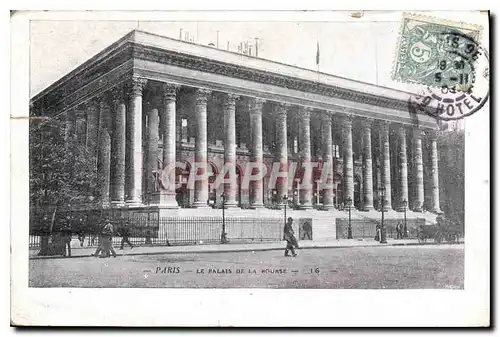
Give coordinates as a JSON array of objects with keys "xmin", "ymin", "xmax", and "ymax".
[
  {"xmin": 29, "ymin": 18, "xmax": 417, "ymax": 97},
  {"xmin": 29, "ymin": 11, "xmax": 488, "ymax": 98}
]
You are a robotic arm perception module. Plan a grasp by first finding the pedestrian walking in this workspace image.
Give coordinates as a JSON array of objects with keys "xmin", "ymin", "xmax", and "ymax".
[
  {"xmin": 60, "ymin": 217, "xmax": 73, "ymax": 257},
  {"xmin": 396, "ymin": 222, "xmax": 403, "ymax": 239},
  {"xmin": 119, "ymin": 220, "xmax": 134, "ymax": 250},
  {"xmin": 92, "ymin": 221, "xmax": 105, "ymax": 257},
  {"xmin": 100, "ymin": 218, "xmax": 117, "ymax": 258},
  {"xmin": 283, "ymin": 217, "xmax": 299, "ymax": 257},
  {"xmin": 375, "ymin": 223, "xmax": 381, "ymax": 241}
]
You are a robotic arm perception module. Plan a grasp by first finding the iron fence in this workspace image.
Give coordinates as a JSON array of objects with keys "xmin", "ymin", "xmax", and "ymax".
[
  {"xmin": 336, "ymin": 218, "xmax": 426, "ymax": 239},
  {"xmin": 29, "ymin": 215, "xmax": 284, "ymax": 249}
]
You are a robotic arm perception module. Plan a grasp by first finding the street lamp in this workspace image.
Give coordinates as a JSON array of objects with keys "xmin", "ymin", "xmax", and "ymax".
[
  {"xmin": 379, "ymin": 186, "xmax": 387, "ymax": 244},
  {"xmin": 220, "ymin": 193, "xmax": 228, "ymax": 244},
  {"xmin": 403, "ymin": 199, "xmax": 408, "ymax": 238},
  {"xmin": 346, "ymin": 197, "xmax": 353, "ymax": 239},
  {"xmin": 283, "ymin": 195, "xmax": 289, "ymax": 227}
]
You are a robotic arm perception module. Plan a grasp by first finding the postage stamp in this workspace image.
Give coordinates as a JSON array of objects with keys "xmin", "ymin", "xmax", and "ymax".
[{"xmin": 392, "ymin": 13, "xmax": 484, "ymax": 91}]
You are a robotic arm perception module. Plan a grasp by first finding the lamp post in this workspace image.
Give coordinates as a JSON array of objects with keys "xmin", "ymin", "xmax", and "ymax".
[
  {"xmin": 379, "ymin": 187, "xmax": 387, "ymax": 244},
  {"xmin": 346, "ymin": 197, "xmax": 353, "ymax": 239},
  {"xmin": 283, "ymin": 195, "xmax": 289, "ymax": 227},
  {"xmin": 403, "ymin": 199, "xmax": 408, "ymax": 238},
  {"xmin": 220, "ymin": 193, "xmax": 228, "ymax": 244}
]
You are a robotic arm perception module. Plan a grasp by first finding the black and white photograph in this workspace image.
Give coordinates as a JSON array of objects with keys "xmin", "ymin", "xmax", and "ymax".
[{"xmin": 10, "ymin": 9, "xmax": 490, "ymax": 327}]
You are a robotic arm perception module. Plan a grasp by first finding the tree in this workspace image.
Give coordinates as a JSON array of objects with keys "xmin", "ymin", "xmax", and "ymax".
[{"xmin": 29, "ymin": 115, "xmax": 99, "ymax": 236}]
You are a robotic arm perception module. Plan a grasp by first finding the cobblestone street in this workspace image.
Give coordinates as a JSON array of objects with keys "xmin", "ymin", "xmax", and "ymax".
[{"xmin": 29, "ymin": 244, "xmax": 464, "ymax": 289}]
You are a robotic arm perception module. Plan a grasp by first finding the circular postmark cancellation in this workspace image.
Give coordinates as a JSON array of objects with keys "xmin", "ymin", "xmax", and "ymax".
[
  {"xmin": 407, "ymin": 31, "xmax": 489, "ymax": 121},
  {"xmin": 393, "ymin": 14, "xmax": 489, "ymax": 121}
]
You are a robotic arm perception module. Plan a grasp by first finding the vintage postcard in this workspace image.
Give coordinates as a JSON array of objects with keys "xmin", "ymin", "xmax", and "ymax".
[{"xmin": 10, "ymin": 10, "xmax": 490, "ymax": 326}]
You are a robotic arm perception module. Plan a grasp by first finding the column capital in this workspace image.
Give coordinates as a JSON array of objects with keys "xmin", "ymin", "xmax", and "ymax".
[
  {"xmin": 221, "ymin": 93, "xmax": 240, "ymax": 109},
  {"xmin": 340, "ymin": 115, "xmax": 354, "ymax": 128},
  {"xmin": 360, "ymin": 117, "xmax": 374, "ymax": 129},
  {"xmin": 413, "ymin": 128, "xmax": 426, "ymax": 139},
  {"xmin": 297, "ymin": 106, "xmax": 313, "ymax": 119},
  {"xmin": 248, "ymin": 97, "xmax": 266, "ymax": 113},
  {"xmin": 397, "ymin": 124, "xmax": 407, "ymax": 137},
  {"xmin": 427, "ymin": 129, "xmax": 439, "ymax": 140},
  {"xmin": 130, "ymin": 76, "xmax": 148, "ymax": 96},
  {"xmin": 194, "ymin": 88, "xmax": 212, "ymax": 105},
  {"xmin": 379, "ymin": 120, "xmax": 391, "ymax": 133},
  {"xmin": 161, "ymin": 83, "xmax": 180, "ymax": 101},
  {"xmin": 321, "ymin": 112, "xmax": 333, "ymax": 124},
  {"xmin": 273, "ymin": 101, "xmax": 291, "ymax": 115},
  {"xmin": 110, "ymin": 85, "xmax": 124, "ymax": 104}
]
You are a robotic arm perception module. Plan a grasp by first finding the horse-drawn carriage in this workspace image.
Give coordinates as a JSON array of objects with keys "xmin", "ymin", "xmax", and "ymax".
[{"xmin": 417, "ymin": 216, "xmax": 462, "ymax": 244}]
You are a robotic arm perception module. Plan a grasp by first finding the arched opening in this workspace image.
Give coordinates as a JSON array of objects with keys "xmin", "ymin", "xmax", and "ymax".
[
  {"xmin": 333, "ymin": 174, "xmax": 343, "ymax": 209},
  {"xmin": 208, "ymin": 162, "xmax": 219, "ymax": 207},
  {"xmin": 175, "ymin": 161, "xmax": 191, "ymax": 208},
  {"xmin": 354, "ymin": 175, "xmax": 362, "ymax": 210},
  {"xmin": 236, "ymin": 165, "xmax": 243, "ymax": 207}
]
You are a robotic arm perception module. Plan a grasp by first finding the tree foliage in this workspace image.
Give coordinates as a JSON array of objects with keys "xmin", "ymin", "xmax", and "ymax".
[{"xmin": 29, "ymin": 116, "xmax": 99, "ymax": 209}]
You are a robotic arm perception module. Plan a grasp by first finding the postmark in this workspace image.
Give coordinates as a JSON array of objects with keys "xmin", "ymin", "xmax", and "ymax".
[
  {"xmin": 393, "ymin": 13, "xmax": 483, "ymax": 90},
  {"xmin": 396, "ymin": 14, "xmax": 490, "ymax": 120}
]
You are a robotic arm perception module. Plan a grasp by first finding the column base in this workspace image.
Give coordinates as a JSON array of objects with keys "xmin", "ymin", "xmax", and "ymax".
[
  {"xmin": 110, "ymin": 201, "xmax": 125, "ymax": 208},
  {"xmin": 397, "ymin": 206, "xmax": 409, "ymax": 212},
  {"xmin": 151, "ymin": 192, "xmax": 179, "ymax": 209},
  {"xmin": 224, "ymin": 202, "xmax": 239, "ymax": 208},
  {"xmin": 362, "ymin": 205, "xmax": 374, "ymax": 212},
  {"xmin": 431, "ymin": 208, "xmax": 443, "ymax": 214},
  {"xmin": 298, "ymin": 203, "xmax": 313, "ymax": 210},
  {"xmin": 412, "ymin": 206, "xmax": 423, "ymax": 212},
  {"xmin": 125, "ymin": 200, "xmax": 143, "ymax": 208},
  {"xmin": 193, "ymin": 201, "xmax": 210, "ymax": 209},
  {"xmin": 250, "ymin": 203, "xmax": 265, "ymax": 209}
]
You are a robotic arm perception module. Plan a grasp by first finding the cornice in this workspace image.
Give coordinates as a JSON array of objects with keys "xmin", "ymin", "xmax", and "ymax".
[{"xmin": 131, "ymin": 43, "xmax": 413, "ymax": 114}]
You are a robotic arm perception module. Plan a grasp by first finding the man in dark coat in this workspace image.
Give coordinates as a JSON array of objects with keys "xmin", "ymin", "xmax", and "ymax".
[
  {"xmin": 100, "ymin": 218, "xmax": 117, "ymax": 258},
  {"xmin": 119, "ymin": 220, "xmax": 134, "ymax": 250},
  {"xmin": 283, "ymin": 217, "xmax": 299, "ymax": 257}
]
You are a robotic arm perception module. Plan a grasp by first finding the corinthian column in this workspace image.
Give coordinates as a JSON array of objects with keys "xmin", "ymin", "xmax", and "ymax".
[
  {"xmin": 248, "ymin": 97, "xmax": 265, "ymax": 208},
  {"xmin": 110, "ymin": 87, "xmax": 126, "ymax": 206},
  {"xmin": 380, "ymin": 121, "xmax": 392, "ymax": 211},
  {"xmin": 397, "ymin": 126, "xmax": 409, "ymax": 212},
  {"xmin": 429, "ymin": 131, "xmax": 442, "ymax": 213},
  {"xmin": 159, "ymin": 83, "xmax": 179, "ymax": 208},
  {"xmin": 413, "ymin": 129, "xmax": 425, "ymax": 212},
  {"xmin": 125, "ymin": 76, "xmax": 147, "ymax": 206},
  {"xmin": 321, "ymin": 113, "xmax": 334, "ymax": 210},
  {"xmin": 274, "ymin": 102, "xmax": 289, "ymax": 208},
  {"xmin": 222, "ymin": 93, "xmax": 239, "ymax": 208},
  {"xmin": 297, "ymin": 107, "xmax": 313, "ymax": 209},
  {"xmin": 342, "ymin": 116, "xmax": 354, "ymax": 207},
  {"xmin": 193, "ymin": 88, "xmax": 212, "ymax": 208},
  {"xmin": 362, "ymin": 118, "xmax": 374, "ymax": 211}
]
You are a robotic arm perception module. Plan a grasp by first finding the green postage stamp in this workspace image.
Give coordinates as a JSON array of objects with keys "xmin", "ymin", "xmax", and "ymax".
[{"xmin": 392, "ymin": 13, "xmax": 483, "ymax": 91}]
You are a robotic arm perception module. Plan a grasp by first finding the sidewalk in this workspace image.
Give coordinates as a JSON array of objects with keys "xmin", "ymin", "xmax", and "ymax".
[{"xmin": 29, "ymin": 238, "xmax": 463, "ymax": 260}]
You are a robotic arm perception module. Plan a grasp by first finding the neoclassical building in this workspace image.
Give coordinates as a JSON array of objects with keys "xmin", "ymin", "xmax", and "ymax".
[{"xmin": 30, "ymin": 30, "xmax": 443, "ymax": 217}]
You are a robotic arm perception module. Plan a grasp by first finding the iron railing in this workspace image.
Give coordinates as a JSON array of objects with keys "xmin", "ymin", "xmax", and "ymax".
[
  {"xmin": 29, "ymin": 215, "xmax": 284, "ymax": 249},
  {"xmin": 336, "ymin": 218, "xmax": 426, "ymax": 239}
]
